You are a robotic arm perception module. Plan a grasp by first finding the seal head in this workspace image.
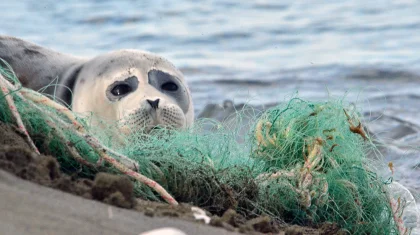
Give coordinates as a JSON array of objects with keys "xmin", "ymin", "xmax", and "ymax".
[{"xmin": 73, "ymin": 50, "xmax": 194, "ymax": 132}]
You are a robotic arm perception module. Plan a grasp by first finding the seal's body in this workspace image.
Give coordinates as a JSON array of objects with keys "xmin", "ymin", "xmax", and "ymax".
[{"xmin": 0, "ymin": 36, "xmax": 194, "ymax": 132}]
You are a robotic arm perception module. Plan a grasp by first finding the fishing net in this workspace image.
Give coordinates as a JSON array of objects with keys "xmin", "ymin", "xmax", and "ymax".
[{"xmin": 0, "ymin": 59, "xmax": 415, "ymax": 234}]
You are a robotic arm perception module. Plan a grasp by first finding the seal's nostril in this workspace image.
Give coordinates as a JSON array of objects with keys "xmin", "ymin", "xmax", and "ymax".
[{"xmin": 147, "ymin": 99, "xmax": 160, "ymax": 109}]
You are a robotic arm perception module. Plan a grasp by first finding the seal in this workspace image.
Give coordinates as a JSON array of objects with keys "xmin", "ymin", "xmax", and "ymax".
[{"xmin": 0, "ymin": 36, "xmax": 194, "ymax": 133}]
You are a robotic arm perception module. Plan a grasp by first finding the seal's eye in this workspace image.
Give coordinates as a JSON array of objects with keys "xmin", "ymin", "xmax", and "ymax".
[
  {"xmin": 161, "ymin": 82, "xmax": 178, "ymax": 91},
  {"xmin": 111, "ymin": 84, "xmax": 132, "ymax": 96}
]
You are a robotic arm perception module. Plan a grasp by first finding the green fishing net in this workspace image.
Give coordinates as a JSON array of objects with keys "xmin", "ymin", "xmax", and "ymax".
[{"xmin": 0, "ymin": 61, "xmax": 400, "ymax": 234}]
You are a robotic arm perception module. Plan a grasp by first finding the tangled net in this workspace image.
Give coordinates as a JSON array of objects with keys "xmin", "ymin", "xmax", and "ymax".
[{"xmin": 0, "ymin": 59, "xmax": 413, "ymax": 234}]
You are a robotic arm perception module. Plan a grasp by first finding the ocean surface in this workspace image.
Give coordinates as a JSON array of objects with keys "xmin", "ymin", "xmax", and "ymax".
[{"xmin": 1, "ymin": 0, "xmax": 420, "ymax": 209}]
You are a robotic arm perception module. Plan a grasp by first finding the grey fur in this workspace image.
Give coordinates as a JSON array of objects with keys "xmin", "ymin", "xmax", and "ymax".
[{"xmin": 0, "ymin": 36, "xmax": 85, "ymax": 106}]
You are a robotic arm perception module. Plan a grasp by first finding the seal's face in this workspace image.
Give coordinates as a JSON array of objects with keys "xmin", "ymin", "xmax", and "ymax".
[{"xmin": 72, "ymin": 50, "xmax": 194, "ymax": 133}]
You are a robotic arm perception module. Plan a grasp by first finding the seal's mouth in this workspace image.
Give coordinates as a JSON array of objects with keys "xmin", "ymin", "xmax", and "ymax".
[{"xmin": 120, "ymin": 104, "xmax": 186, "ymax": 134}]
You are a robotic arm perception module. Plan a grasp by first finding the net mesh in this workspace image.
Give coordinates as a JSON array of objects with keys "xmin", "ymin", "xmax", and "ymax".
[{"xmin": 0, "ymin": 61, "xmax": 401, "ymax": 234}]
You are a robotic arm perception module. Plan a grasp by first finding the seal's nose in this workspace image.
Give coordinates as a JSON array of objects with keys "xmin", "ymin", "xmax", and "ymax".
[{"xmin": 147, "ymin": 99, "xmax": 160, "ymax": 109}]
